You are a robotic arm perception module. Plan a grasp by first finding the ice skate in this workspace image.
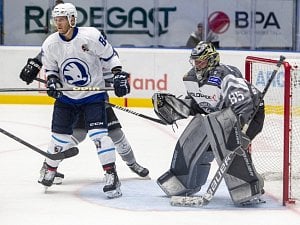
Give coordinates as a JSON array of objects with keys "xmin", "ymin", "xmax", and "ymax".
[
  {"xmin": 103, "ymin": 170, "xmax": 122, "ymax": 199},
  {"xmin": 127, "ymin": 162, "xmax": 149, "ymax": 178},
  {"xmin": 39, "ymin": 162, "xmax": 64, "ymax": 185},
  {"xmin": 38, "ymin": 162, "xmax": 57, "ymax": 189},
  {"xmin": 53, "ymin": 171, "xmax": 64, "ymax": 185}
]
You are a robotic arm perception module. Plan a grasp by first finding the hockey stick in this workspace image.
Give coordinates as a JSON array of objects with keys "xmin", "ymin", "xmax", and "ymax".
[
  {"xmin": 0, "ymin": 86, "xmax": 114, "ymax": 92},
  {"xmin": 105, "ymin": 102, "xmax": 167, "ymax": 125},
  {"xmin": 35, "ymin": 77, "xmax": 167, "ymax": 125},
  {"xmin": 170, "ymin": 55, "xmax": 286, "ymax": 207},
  {"xmin": 0, "ymin": 127, "xmax": 79, "ymax": 160}
]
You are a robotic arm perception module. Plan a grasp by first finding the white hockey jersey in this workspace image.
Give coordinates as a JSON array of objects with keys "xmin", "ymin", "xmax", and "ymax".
[{"xmin": 41, "ymin": 27, "xmax": 121, "ymax": 101}]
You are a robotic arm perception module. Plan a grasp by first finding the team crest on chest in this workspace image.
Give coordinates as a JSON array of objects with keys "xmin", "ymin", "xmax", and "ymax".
[{"xmin": 61, "ymin": 58, "xmax": 91, "ymax": 86}]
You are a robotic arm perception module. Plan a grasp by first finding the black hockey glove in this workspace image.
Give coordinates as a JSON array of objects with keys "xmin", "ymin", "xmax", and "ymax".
[
  {"xmin": 113, "ymin": 71, "xmax": 130, "ymax": 97},
  {"xmin": 47, "ymin": 75, "xmax": 63, "ymax": 99},
  {"xmin": 19, "ymin": 58, "xmax": 42, "ymax": 85}
]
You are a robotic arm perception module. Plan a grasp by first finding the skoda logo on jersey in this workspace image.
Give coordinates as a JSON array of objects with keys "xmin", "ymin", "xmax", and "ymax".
[{"xmin": 61, "ymin": 58, "xmax": 91, "ymax": 86}]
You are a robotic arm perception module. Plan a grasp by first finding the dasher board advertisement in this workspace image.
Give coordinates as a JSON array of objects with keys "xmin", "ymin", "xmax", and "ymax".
[{"xmin": 3, "ymin": 0, "xmax": 293, "ymax": 48}]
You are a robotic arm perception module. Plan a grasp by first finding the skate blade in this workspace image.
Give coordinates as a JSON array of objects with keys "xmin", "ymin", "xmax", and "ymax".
[
  {"xmin": 44, "ymin": 186, "xmax": 49, "ymax": 193},
  {"xmin": 105, "ymin": 188, "xmax": 122, "ymax": 199},
  {"xmin": 138, "ymin": 175, "xmax": 151, "ymax": 180},
  {"xmin": 240, "ymin": 198, "xmax": 266, "ymax": 206},
  {"xmin": 53, "ymin": 177, "xmax": 63, "ymax": 185}
]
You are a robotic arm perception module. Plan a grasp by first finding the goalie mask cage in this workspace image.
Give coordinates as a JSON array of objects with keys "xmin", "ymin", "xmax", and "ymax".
[{"xmin": 245, "ymin": 56, "xmax": 300, "ymax": 206}]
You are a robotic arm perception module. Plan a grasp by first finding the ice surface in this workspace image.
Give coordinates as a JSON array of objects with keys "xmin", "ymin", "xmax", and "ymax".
[{"xmin": 0, "ymin": 105, "xmax": 299, "ymax": 225}]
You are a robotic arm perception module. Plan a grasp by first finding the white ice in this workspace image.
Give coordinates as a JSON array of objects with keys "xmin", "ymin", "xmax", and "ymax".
[{"xmin": 0, "ymin": 104, "xmax": 299, "ymax": 225}]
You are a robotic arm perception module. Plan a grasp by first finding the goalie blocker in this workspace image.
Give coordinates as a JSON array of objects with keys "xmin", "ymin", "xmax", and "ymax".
[{"xmin": 155, "ymin": 94, "xmax": 264, "ymax": 205}]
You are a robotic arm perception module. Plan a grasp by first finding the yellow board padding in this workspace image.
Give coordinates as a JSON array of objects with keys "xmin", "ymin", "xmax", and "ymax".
[
  {"xmin": 0, "ymin": 95, "xmax": 55, "ymax": 105},
  {"xmin": 0, "ymin": 95, "xmax": 153, "ymax": 107},
  {"xmin": 265, "ymin": 105, "xmax": 300, "ymax": 116}
]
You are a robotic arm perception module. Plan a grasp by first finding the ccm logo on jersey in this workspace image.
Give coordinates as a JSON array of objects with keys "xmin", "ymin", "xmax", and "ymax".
[{"xmin": 90, "ymin": 122, "xmax": 104, "ymax": 126}]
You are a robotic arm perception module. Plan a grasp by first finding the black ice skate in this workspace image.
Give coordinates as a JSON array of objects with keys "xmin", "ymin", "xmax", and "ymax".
[
  {"xmin": 103, "ymin": 169, "xmax": 122, "ymax": 199},
  {"xmin": 38, "ymin": 162, "xmax": 57, "ymax": 188},
  {"xmin": 39, "ymin": 162, "xmax": 64, "ymax": 185},
  {"xmin": 127, "ymin": 162, "xmax": 149, "ymax": 178}
]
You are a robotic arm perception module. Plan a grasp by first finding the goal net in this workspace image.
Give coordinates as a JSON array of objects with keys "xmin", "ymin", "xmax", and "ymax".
[{"xmin": 245, "ymin": 56, "xmax": 300, "ymax": 205}]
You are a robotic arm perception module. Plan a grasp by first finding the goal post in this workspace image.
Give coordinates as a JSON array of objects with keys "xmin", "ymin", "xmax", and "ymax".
[{"xmin": 245, "ymin": 56, "xmax": 300, "ymax": 206}]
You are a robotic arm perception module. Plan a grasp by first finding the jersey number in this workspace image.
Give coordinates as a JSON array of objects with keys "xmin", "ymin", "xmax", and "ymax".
[
  {"xmin": 229, "ymin": 91, "xmax": 244, "ymax": 104},
  {"xmin": 99, "ymin": 36, "xmax": 107, "ymax": 46}
]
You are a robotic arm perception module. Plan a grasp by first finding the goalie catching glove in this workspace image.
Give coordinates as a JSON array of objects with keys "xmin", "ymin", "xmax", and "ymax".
[{"xmin": 152, "ymin": 93, "xmax": 191, "ymax": 125}]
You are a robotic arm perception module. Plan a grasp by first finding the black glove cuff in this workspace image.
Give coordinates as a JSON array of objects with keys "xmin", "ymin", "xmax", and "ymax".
[
  {"xmin": 114, "ymin": 71, "xmax": 130, "ymax": 79},
  {"xmin": 111, "ymin": 66, "xmax": 122, "ymax": 74},
  {"xmin": 47, "ymin": 75, "xmax": 62, "ymax": 87},
  {"xmin": 29, "ymin": 58, "xmax": 43, "ymax": 69}
]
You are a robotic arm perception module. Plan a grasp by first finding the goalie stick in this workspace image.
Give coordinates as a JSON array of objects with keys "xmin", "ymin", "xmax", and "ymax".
[
  {"xmin": 0, "ymin": 127, "xmax": 79, "ymax": 160},
  {"xmin": 170, "ymin": 55, "xmax": 286, "ymax": 207},
  {"xmin": 35, "ymin": 77, "xmax": 167, "ymax": 125}
]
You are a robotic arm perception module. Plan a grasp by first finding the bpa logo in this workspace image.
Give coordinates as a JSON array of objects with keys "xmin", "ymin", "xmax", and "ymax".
[
  {"xmin": 207, "ymin": 10, "xmax": 280, "ymax": 34},
  {"xmin": 208, "ymin": 11, "xmax": 230, "ymax": 34}
]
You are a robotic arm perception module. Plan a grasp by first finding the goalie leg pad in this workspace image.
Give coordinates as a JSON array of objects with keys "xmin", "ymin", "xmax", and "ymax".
[
  {"xmin": 157, "ymin": 170, "xmax": 190, "ymax": 196},
  {"xmin": 204, "ymin": 108, "xmax": 264, "ymax": 205},
  {"xmin": 157, "ymin": 114, "xmax": 214, "ymax": 196}
]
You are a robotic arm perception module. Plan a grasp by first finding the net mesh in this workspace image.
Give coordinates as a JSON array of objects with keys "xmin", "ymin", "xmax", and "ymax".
[{"xmin": 246, "ymin": 58, "xmax": 300, "ymax": 202}]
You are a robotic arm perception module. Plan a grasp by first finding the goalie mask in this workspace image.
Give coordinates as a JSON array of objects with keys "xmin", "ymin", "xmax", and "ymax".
[{"xmin": 190, "ymin": 41, "xmax": 220, "ymax": 81}]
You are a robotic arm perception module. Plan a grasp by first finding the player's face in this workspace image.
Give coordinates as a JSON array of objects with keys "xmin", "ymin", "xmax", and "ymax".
[
  {"xmin": 197, "ymin": 25, "xmax": 203, "ymax": 33},
  {"xmin": 194, "ymin": 58, "xmax": 208, "ymax": 71},
  {"xmin": 54, "ymin": 16, "xmax": 71, "ymax": 34}
]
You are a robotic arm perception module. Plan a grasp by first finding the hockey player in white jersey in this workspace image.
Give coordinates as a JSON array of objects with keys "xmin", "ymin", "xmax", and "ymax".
[
  {"xmin": 153, "ymin": 41, "xmax": 265, "ymax": 205},
  {"xmin": 37, "ymin": 2, "xmax": 130, "ymax": 198},
  {"xmin": 19, "ymin": 45, "xmax": 149, "ymax": 185}
]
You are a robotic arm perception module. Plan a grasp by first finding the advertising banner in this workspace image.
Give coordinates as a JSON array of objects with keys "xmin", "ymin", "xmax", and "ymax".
[{"xmin": 3, "ymin": 0, "xmax": 294, "ymax": 48}]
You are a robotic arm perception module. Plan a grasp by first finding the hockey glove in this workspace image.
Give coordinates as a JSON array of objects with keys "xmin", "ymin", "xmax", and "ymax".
[
  {"xmin": 19, "ymin": 58, "xmax": 43, "ymax": 85},
  {"xmin": 47, "ymin": 75, "xmax": 63, "ymax": 99},
  {"xmin": 113, "ymin": 71, "xmax": 130, "ymax": 97},
  {"xmin": 152, "ymin": 93, "xmax": 191, "ymax": 125}
]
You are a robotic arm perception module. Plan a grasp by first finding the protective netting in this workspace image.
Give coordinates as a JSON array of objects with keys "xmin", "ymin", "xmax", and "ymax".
[{"xmin": 245, "ymin": 57, "xmax": 300, "ymax": 203}]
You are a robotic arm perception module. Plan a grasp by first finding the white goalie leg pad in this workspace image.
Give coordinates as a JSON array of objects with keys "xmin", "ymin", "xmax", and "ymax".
[
  {"xmin": 88, "ymin": 129, "xmax": 116, "ymax": 165},
  {"xmin": 45, "ymin": 133, "xmax": 76, "ymax": 168},
  {"xmin": 204, "ymin": 108, "xmax": 264, "ymax": 205}
]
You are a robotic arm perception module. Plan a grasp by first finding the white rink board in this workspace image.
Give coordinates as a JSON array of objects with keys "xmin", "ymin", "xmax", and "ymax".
[{"xmin": 1, "ymin": 46, "xmax": 300, "ymax": 99}]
